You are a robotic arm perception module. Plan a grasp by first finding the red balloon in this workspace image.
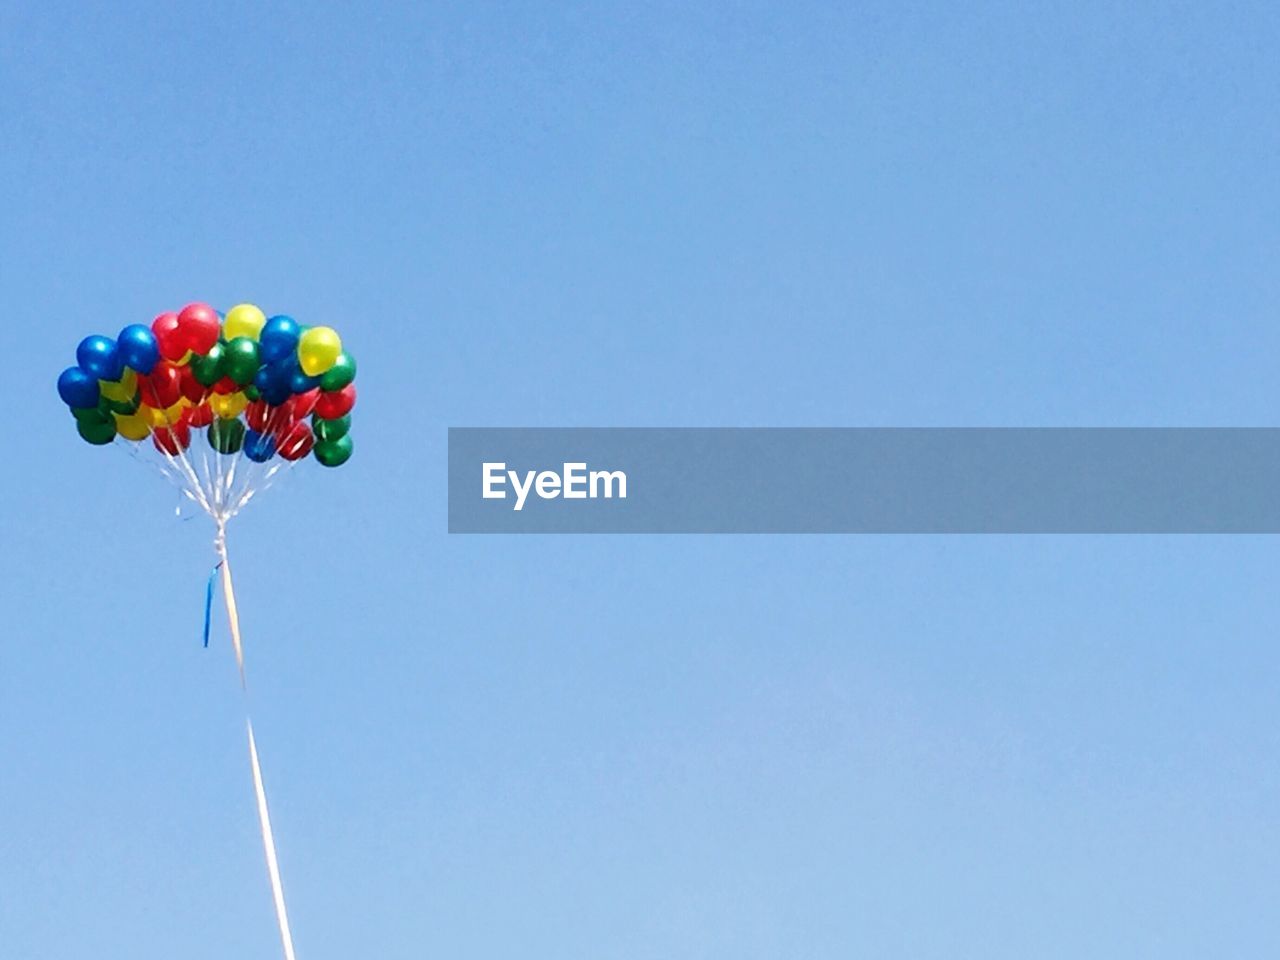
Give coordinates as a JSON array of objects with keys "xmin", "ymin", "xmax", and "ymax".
[
  {"xmin": 152, "ymin": 312, "xmax": 187, "ymax": 362},
  {"xmin": 277, "ymin": 421, "xmax": 314, "ymax": 461},
  {"xmin": 187, "ymin": 403, "xmax": 215, "ymax": 428},
  {"xmin": 138, "ymin": 363, "xmax": 183, "ymax": 409},
  {"xmin": 178, "ymin": 302, "xmax": 220, "ymax": 355},
  {"xmin": 212, "ymin": 376, "xmax": 239, "ymax": 395},
  {"xmin": 152, "ymin": 421, "xmax": 192, "ymax": 455},
  {"xmin": 289, "ymin": 387, "xmax": 321, "ymax": 419},
  {"xmin": 314, "ymin": 384, "xmax": 356, "ymax": 420},
  {"xmin": 179, "ymin": 365, "xmax": 206, "ymax": 404}
]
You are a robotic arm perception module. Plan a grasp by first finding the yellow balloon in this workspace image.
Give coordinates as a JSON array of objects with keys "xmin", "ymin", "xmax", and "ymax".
[
  {"xmin": 210, "ymin": 391, "xmax": 249, "ymax": 420},
  {"xmin": 114, "ymin": 411, "xmax": 151, "ymax": 441},
  {"xmin": 140, "ymin": 402, "xmax": 186, "ymax": 428},
  {"xmin": 224, "ymin": 303, "xmax": 266, "ymax": 341},
  {"xmin": 100, "ymin": 368, "xmax": 138, "ymax": 403},
  {"xmin": 298, "ymin": 326, "xmax": 343, "ymax": 376}
]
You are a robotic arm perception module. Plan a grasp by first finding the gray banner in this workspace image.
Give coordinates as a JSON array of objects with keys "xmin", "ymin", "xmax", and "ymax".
[{"xmin": 447, "ymin": 428, "xmax": 1280, "ymax": 533}]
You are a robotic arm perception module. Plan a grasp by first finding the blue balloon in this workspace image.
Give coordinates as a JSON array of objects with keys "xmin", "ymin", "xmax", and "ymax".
[
  {"xmin": 57, "ymin": 366, "xmax": 101, "ymax": 409},
  {"xmin": 288, "ymin": 366, "xmax": 321, "ymax": 393},
  {"xmin": 243, "ymin": 429, "xmax": 277, "ymax": 463},
  {"xmin": 261, "ymin": 382, "xmax": 292, "ymax": 406},
  {"xmin": 259, "ymin": 315, "xmax": 301, "ymax": 364},
  {"xmin": 76, "ymin": 335, "xmax": 124, "ymax": 381},
  {"xmin": 116, "ymin": 324, "xmax": 160, "ymax": 375}
]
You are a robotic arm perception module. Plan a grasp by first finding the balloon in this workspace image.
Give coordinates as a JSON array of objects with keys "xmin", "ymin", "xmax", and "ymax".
[
  {"xmin": 58, "ymin": 367, "xmax": 101, "ymax": 409},
  {"xmin": 314, "ymin": 435, "xmax": 353, "ymax": 467},
  {"xmin": 208, "ymin": 418, "xmax": 246, "ymax": 454},
  {"xmin": 244, "ymin": 384, "xmax": 261, "ymax": 402},
  {"xmin": 223, "ymin": 337, "xmax": 262, "ymax": 385},
  {"xmin": 138, "ymin": 364, "xmax": 183, "ymax": 409},
  {"xmin": 289, "ymin": 366, "xmax": 320, "ymax": 394},
  {"xmin": 191, "ymin": 341, "xmax": 226, "ymax": 387},
  {"xmin": 277, "ymin": 421, "xmax": 314, "ymax": 461},
  {"xmin": 187, "ymin": 402, "xmax": 215, "ymax": 428},
  {"xmin": 140, "ymin": 402, "xmax": 186, "ymax": 428},
  {"xmin": 77, "ymin": 336, "xmax": 124, "ymax": 381},
  {"xmin": 116, "ymin": 324, "xmax": 161, "ymax": 375},
  {"xmin": 244, "ymin": 429, "xmax": 277, "ymax": 463},
  {"xmin": 212, "ymin": 375, "xmax": 240, "ymax": 395},
  {"xmin": 179, "ymin": 365, "xmax": 207, "ymax": 404},
  {"xmin": 223, "ymin": 303, "xmax": 267, "ymax": 341},
  {"xmin": 71, "ymin": 405, "xmax": 113, "ymax": 427},
  {"xmin": 289, "ymin": 388, "xmax": 321, "ymax": 419},
  {"xmin": 77, "ymin": 416, "xmax": 116, "ymax": 446},
  {"xmin": 318, "ymin": 352, "xmax": 357, "ymax": 392},
  {"xmin": 152, "ymin": 312, "xmax": 187, "ymax": 362},
  {"xmin": 153, "ymin": 421, "xmax": 192, "ymax": 455},
  {"xmin": 314, "ymin": 384, "xmax": 356, "ymax": 420},
  {"xmin": 259, "ymin": 315, "xmax": 301, "ymax": 364},
  {"xmin": 209, "ymin": 391, "xmax": 249, "ymax": 420},
  {"xmin": 177, "ymin": 303, "xmax": 221, "ymax": 354},
  {"xmin": 101, "ymin": 390, "xmax": 141, "ymax": 416},
  {"xmin": 297, "ymin": 326, "xmax": 342, "ymax": 376},
  {"xmin": 114, "ymin": 411, "xmax": 152, "ymax": 441},
  {"xmin": 313, "ymin": 414, "xmax": 351, "ymax": 442},
  {"xmin": 245, "ymin": 400, "xmax": 289, "ymax": 433},
  {"xmin": 100, "ymin": 368, "xmax": 139, "ymax": 403}
]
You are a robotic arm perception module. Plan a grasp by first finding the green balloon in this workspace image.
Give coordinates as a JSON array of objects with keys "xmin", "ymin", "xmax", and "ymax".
[
  {"xmin": 313, "ymin": 414, "xmax": 351, "ymax": 442},
  {"xmin": 102, "ymin": 390, "xmax": 141, "ymax": 416},
  {"xmin": 314, "ymin": 434, "xmax": 353, "ymax": 467},
  {"xmin": 223, "ymin": 337, "xmax": 262, "ymax": 386},
  {"xmin": 192, "ymin": 341, "xmax": 227, "ymax": 387},
  {"xmin": 72, "ymin": 405, "xmax": 113, "ymax": 427},
  {"xmin": 319, "ymin": 352, "xmax": 356, "ymax": 392},
  {"xmin": 208, "ymin": 417, "xmax": 246, "ymax": 454},
  {"xmin": 244, "ymin": 384, "xmax": 261, "ymax": 402},
  {"xmin": 77, "ymin": 416, "xmax": 117, "ymax": 445}
]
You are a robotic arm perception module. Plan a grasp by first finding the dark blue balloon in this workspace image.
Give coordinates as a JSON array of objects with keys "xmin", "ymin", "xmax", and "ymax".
[
  {"xmin": 243, "ymin": 429, "xmax": 277, "ymax": 463},
  {"xmin": 259, "ymin": 315, "xmax": 301, "ymax": 364},
  {"xmin": 288, "ymin": 366, "xmax": 321, "ymax": 393},
  {"xmin": 116, "ymin": 324, "xmax": 160, "ymax": 375},
  {"xmin": 76, "ymin": 335, "xmax": 124, "ymax": 381},
  {"xmin": 57, "ymin": 366, "xmax": 101, "ymax": 409},
  {"xmin": 261, "ymin": 382, "xmax": 292, "ymax": 406}
]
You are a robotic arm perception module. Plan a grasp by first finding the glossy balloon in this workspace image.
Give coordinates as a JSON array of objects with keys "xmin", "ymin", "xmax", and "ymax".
[
  {"xmin": 318, "ymin": 352, "xmax": 357, "ymax": 392},
  {"xmin": 152, "ymin": 312, "xmax": 187, "ymax": 362},
  {"xmin": 114, "ymin": 411, "xmax": 152, "ymax": 441},
  {"xmin": 277, "ymin": 421, "xmax": 315, "ymax": 461},
  {"xmin": 117, "ymin": 324, "xmax": 161, "ymax": 375},
  {"xmin": 138, "ymin": 365, "xmax": 183, "ymax": 409},
  {"xmin": 58, "ymin": 367, "xmax": 101, "ymax": 409},
  {"xmin": 298, "ymin": 326, "xmax": 342, "ymax": 376},
  {"xmin": 243, "ymin": 429, "xmax": 277, "ymax": 463},
  {"xmin": 77, "ymin": 336, "xmax": 124, "ymax": 381},
  {"xmin": 210, "ymin": 392, "xmax": 249, "ymax": 420},
  {"xmin": 223, "ymin": 337, "xmax": 262, "ymax": 385},
  {"xmin": 191, "ymin": 342, "xmax": 227, "ymax": 387},
  {"xmin": 314, "ymin": 434, "xmax": 353, "ymax": 467},
  {"xmin": 314, "ymin": 384, "xmax": 356, "ymax": 420},
  {"xmin": 153, "ymin": 421, "xmax": 192, "ymax": 455},
  {"xmin": 77, "ymin": 416, "xmax": 117, "ymax": 445},
  {"xmin": 223, "ymin": 303, "xmax": 267, "ymax": 341},
  {"xmin": 177, "ymin": 303, "xmax": 221, "ymax": 354},
  {"xmin": 259, "ymin": 315, "xmax": 301, "ymax": 364},
  {"xmin": 208, "ymin": 418, "xmax": 246, "ymax": 454},
  {"xmin": 313, "ymin": 414, "xmax": 351, "ymax": 442},
  {"xmin": 187, "ymin": 402, "xmax": 215, "ymax": 428}
]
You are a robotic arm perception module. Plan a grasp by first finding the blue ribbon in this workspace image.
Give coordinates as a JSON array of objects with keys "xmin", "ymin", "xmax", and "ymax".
[{"xmin": 203, "ymin": 563, "xmax": 222, "ymax": 648}]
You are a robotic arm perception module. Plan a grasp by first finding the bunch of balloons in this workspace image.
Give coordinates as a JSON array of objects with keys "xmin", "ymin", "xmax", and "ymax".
[{"xmin": 56, "ymin": 303, "xmax": 356, "ymax": 467}]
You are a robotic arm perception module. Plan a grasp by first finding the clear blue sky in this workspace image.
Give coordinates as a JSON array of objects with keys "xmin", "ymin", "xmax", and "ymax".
[{"xmin": 2, "ymin": 2, "xmax": 1279, "ymax": 958}]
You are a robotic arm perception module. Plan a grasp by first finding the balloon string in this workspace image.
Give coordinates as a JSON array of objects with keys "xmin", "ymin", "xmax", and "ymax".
[{"xmin": 214, "ymin": 524, "xmax": 299, "ymax": 960}]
